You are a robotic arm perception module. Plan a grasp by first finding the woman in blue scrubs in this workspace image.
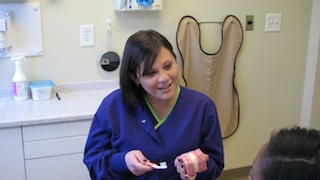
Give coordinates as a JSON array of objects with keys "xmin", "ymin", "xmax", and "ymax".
[{"xmin": 83, "ymin": 30, "xmax": 224, "ymax": 180}]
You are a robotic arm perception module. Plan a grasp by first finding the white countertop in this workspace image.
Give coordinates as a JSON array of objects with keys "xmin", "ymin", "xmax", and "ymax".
[{"xmin": 0, "ymin": 79, "xmax": 119, "ymax": 128}]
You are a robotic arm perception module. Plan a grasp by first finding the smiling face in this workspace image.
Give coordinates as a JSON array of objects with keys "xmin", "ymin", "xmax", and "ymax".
[{"xmin": 134, "ymin": 47, "xmax": 179, "ymax": 104}]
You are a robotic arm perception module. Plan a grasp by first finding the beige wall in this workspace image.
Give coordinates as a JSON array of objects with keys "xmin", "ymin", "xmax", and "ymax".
[{"xmin": 0, "ymin": 0, "xmax": 315, "ymax": 170}]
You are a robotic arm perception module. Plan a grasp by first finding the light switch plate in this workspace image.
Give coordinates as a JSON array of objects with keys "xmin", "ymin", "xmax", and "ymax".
[{"xmin": 265, "ymin": 13, "xmax": 282, "ymax": 32}]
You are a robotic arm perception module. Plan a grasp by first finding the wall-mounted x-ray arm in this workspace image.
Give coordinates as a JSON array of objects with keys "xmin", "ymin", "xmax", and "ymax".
[
  {"xmin": 0, "ymin": 10, "xmax": 13, "ymax": 54},
  {"xmin": 0, "ymin": 19, "xmax": 8, "ymax": 53}
]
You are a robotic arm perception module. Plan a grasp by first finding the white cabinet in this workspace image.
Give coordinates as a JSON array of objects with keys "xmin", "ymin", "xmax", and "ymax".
[
  {"xmin": 0, "ymin": 120, "xmax": 92, "ymax": 180},
  {"xmin": 22, "ymin": 120, "xmax": 92, "ymax": 180},
  {"xmin": 0, "ymin": 127, "xmax": 26, "ymax": 180}
]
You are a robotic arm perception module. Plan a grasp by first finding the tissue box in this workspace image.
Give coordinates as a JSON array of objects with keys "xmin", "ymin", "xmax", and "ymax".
[
  {"xmin": 115, "ymin": 0, "xmax": 162, "ymax": 11},
  {"xmin": 28, "ymin": 80, "xmax": 54, "ymax": 101}
]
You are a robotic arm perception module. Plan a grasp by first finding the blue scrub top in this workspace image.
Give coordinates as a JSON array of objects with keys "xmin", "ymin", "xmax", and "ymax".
[{"xmin": 84, "ymin": 86, "xmax": 224, "ymax": 180}]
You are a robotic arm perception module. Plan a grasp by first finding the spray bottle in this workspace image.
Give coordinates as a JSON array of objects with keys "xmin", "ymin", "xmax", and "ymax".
[{"xmin": 11, "ymin": 55, "xmax": 28, "ymax": 101}]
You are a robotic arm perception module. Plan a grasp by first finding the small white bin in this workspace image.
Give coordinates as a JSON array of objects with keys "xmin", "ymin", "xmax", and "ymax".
[{"xmin": 28, "ymin": 80, "xmax": 55, "ymax": 101}]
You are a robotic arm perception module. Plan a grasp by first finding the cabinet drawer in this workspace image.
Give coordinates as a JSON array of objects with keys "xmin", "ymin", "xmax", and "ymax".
[
  {"xmin": 23, "ymin": 120, "xmax": 92, "ymax": 142},
  {"xmin": 24, "ymin": 135, "xmax": 87, "ymax": 159}
]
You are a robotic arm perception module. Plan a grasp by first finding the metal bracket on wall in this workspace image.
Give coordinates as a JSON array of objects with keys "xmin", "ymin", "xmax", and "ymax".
[
  {"xmin": 0, "ymin": 3, "xmax": 43, "ymax": 58},
  {"xmin": 246, "ymin": 15, "xmax": 254, "ymax": 31}
]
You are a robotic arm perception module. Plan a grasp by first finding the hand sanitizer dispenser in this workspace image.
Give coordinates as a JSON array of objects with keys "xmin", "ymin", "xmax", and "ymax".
[{"xmin": 11, "ymin": 54, "xmax": 28, "ymax": 101}]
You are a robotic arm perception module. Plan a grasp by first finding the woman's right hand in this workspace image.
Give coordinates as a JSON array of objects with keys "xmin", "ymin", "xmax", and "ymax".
[{"xmin": 124, "ymin": 150, "xmax": 154, "ymax": 176}]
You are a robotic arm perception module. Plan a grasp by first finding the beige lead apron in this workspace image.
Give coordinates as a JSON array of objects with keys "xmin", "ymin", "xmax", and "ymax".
[{"xmin": 176, "ymin": 15, "xmax": 243, "ymax": 138}]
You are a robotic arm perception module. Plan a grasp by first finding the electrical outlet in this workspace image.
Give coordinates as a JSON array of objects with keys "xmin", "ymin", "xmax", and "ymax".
[
  {"xmin": 265, "ymin": 13, "xmax": 282, "ymax": 32},
  {"xmin": 80, "ymin": 25, "xmax": 94, "ymax": 47}
]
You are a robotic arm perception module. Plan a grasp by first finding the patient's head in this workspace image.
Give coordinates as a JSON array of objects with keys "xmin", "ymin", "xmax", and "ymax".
[{"xmin": 249, "ymin": 126, "xmax": 320, "ymax": 180}]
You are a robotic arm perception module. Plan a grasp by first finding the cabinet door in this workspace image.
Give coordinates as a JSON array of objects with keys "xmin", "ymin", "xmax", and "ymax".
[
  {"xmin": 0, "ymin": 127, "xmax": 26, "ymax": 180},
  {"xmin": 23, "ymin": 120, "xmax": 92, "ymax": 180}
]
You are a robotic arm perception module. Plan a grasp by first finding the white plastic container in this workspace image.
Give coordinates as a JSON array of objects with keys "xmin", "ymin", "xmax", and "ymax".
[{"xmin": 28, "ymin": 80, "xmax": 54, "ymax": 101}]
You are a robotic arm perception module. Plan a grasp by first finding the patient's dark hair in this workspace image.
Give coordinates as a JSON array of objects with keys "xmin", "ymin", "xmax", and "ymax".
[
  {"xmin": 260, "ymin": 126, "xmax": 320, "ymax": 180},
  {"xmin": 119, "ymin": 30, "xmax": 176, "ymax": 106}
]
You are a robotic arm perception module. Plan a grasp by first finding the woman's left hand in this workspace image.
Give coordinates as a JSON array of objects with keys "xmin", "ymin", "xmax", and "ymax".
[
  {"xmin": 174, "ymin": 157, "xmax": 197, "ymax": 179},
  {"xmin": 174, "ymin": 148, "xmax": 209, "ymax": 179}
]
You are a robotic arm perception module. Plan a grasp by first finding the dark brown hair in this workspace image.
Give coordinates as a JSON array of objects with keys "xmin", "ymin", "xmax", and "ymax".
[
  {"xmin": 119, "ymin": 30, "xmax": 176, "ymax": 106},
  {"xmin": 260, "ymin": 126, "xmax": 320, "ymax": 180}
]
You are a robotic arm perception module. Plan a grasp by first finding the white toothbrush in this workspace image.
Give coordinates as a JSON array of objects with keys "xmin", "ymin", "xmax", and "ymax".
[{"xmin": 148, "ymin": 161, "xmax": 168, "ymax": 169}]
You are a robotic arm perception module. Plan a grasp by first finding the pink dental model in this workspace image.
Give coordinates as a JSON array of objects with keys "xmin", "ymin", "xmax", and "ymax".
[{"xmin": 176, "ymin": 148, "xmax": 209, "ymax": 176}]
